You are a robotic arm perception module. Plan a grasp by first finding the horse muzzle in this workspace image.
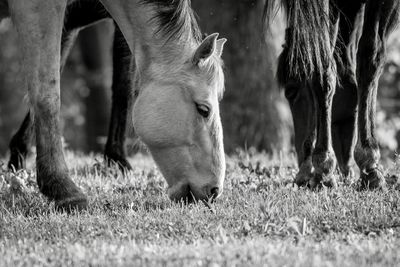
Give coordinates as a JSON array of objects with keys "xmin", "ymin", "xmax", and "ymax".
[{"xmin": 167, "ymin": 183, "xmax": 222, "ymax": 203}]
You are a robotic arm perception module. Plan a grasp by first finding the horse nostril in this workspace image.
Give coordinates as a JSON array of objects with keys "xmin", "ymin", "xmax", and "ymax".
[{"xmin": 210, "ymin": 187, "xmax": 219, "ymax": 198}]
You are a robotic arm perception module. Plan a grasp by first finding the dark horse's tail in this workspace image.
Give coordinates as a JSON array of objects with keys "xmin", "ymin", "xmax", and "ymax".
[{"xmin": 264, "ymin": 0, "xmax": 333, "ymax": 84}]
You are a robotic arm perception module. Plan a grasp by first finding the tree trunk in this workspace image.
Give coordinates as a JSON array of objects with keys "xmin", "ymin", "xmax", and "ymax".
[{"xmin": 193, "ymin": 0, "xmax": 292, "ymax": 153}]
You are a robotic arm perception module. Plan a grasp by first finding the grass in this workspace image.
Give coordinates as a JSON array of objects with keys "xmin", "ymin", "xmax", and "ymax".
[{"xmin": 1, "ymin": 150, "xmax": 400, "ymax": 266}]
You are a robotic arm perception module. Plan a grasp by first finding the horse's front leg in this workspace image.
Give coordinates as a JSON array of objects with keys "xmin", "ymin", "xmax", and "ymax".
[
  {"xmin": 310, "ymin": 64, "xmax": 337, "ymax": 188},
  {"xmin": 310, "ymin": 11, "xmax": 339, "ymax": 188},
  {"xmin": 9, "ymin": 0, "xmax": 87, "ymax": 210},
  {"xmin": 8, "ymin": 30, "xmax": 79, "ymax": 172}
]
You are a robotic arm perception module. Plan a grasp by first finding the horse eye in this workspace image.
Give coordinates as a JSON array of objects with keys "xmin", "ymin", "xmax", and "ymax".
[
  {"xmin": 284, "ymin": 86, "xmax": 298, "ymax": 101},
  {"xmin": 196, "ymin": 103, "xmax": 210, "ymax": 118}
]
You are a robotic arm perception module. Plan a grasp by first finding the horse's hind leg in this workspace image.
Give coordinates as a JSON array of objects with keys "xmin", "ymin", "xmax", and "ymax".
[
  {"xmin": 355, "ymin": 0, "xmax": 399, "ymax": 189},
  {"xmin": 310, "ymin": 63, "xmax": 337, "ymax": 188},
  {"xmin": 309, "ymin": 10, "xmax": 339, "ymax": 188},
  {"xmin": 104, "ymin": 24, "xmax": 134, "ymax": 170},
  {"xmin": 9, "ymin": 0, "xmax": 87, "ymax": 210}
]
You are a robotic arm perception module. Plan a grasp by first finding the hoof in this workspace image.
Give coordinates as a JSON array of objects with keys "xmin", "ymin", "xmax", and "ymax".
[
  {"xmin": 360, "ymin": 168, "xmax": 386, "ymax": 190},
  {"xmin": 294, "ymin": 160, "xmax": 314, "ymax": 186},
  {"xmin": 311, "ymin": 150, "xmax": 337, "ymax": 189},
  {"xmin": 309, "ymin": 173, "xmax": 338, "ymax": 189},
  {"xmin": 342, "ymin": 166, "xmax": 355, "ymax": 181},
  {"xmin": 337, "ymin": 166, "xmax": 356, "ymax": 186},
  {"xmin": 105, "ymin": 154, "xmax": 133, "ymax": 171},
  {"xmin": 37, "ymin": 170, "xmax": 88, "ymax": 212},
  {"xmin": 55, "ymin": 195, "xmax": 88, "ymax": 212},
  {"xmin": 8, "ymin": 151, "xmax": 26, "ymax": 171},
  {"xmin": 294, "ymin": 170, "xmax": 313, "ymax": 187}
]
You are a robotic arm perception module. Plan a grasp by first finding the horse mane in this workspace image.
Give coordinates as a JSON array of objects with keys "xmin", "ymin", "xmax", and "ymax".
[
  {"xmin": 141, "ymin": 0, "xmax": 202, "ymax": 43},
  {"xmin": 141, "ymin": 0, "xmax": 225, "ymax": 100},
  {"xmin": 264, "ymin": 0, "xmax": 334, "ymax": 84}
]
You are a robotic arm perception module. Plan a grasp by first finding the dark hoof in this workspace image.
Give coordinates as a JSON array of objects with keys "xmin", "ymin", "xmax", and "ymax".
[
  {"xmin": 295, "ymin": 160, "xmax": 313, "ymax": 186},
  {"xmin": 8, "ymin": 151, "xmax": 26, "ymax": 171},
  {"xmin": 105, "ymin": 154, "xmax": 132, "ymax": 171},
  {"xmin": 309, "ymin": 173, "xmax": 338, "ymax": 189},
  {"xmin": 55, "ymin": 195, "xmax": 88, "ymax": 212},
  {"xmin": 310, "ymin": 150, "xmax": 337, "ymax": 189},
  {"xmin": 294, "ymin": 171, "xmax": 313, "ymax": 187},
  {"xmin": 360, "ymin": 169, "xmax": 386, "ymax": 190},
  {"xmin": 341, "ymin": 166, "xmax": 355, "ymax": 181},
  {"xmin": 38, "ymin": 171, "xmax": 88, "ymax": 212}
]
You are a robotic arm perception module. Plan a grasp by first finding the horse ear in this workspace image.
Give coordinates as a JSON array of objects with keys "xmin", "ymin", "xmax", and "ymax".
[
  {"xmin": 193, "ymin": 33, "xmax": 219, "ymax": 65},
  {"xmin": 215, "ymin": 38, "xmax": 227, "ymax": 58}
]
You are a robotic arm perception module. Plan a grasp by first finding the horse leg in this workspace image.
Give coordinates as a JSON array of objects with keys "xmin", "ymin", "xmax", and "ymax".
[
  {"xmin": 332, "ymin": 44, "xmax": 359, "ymax": 180},
  {"xmin": 7, "ymin": 29, "xmax": 79, "ymax": 171},
  {"xmin": 295, "ymin": 123, "xmax": 316, "ymax": 186},
  {"xmin": 290, "ymin": 85, "xmax": 316, "ymax": 186},
  {"xmin": 309, "ymin": 8, "xmax": 339, "ymax": 188},
  {"xmin": 332, "ymin": 117, "xmax": 357, "ymax": 178},
  {"xmin": 9, "ymin": 0, "xmax": 87, "ymax": 210},
  {"xmin": 7, "ymin": 1, "xmax": 110, "ymax": 172},
  {"xmin": 8, "ymin": 112, "xmax": 34, "ymax": 170},
  {"xmin": 104, "ymin": 24, "xmax": 134, "ymax": 170},
  {"xmin": 279, "ymin": 39, "xmax": 316, "ymax": 186},
  {"xmin": 310, "ymin": 63, "xmax": 337, "ymax": 188},
  {"xmin": 331, "ymin": 2, "xmax": 364, "ymax": 181},
  {"xmin": 355, "ymin": 0, "xmax": 399, "ymax": 189}
]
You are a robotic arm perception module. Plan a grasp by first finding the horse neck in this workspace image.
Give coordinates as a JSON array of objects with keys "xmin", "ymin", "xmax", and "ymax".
[
  {"xmin": 100, "ymin": 0, "xmax": 198, "ymax": 70},
  {"xmin": 136, "ymin": 31, "xmax": 197, "ymax": 75}
]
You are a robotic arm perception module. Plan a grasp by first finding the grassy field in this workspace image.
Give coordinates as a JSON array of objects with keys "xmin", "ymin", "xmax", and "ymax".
[{"xmin": 1, "ymin": 150, "xmax": 400, "ymax": 266}]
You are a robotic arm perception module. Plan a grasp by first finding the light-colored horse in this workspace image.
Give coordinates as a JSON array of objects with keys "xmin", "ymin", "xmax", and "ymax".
[{"xmin": 0, "ymin": 0, "xmax": 226, "ymax": 210}]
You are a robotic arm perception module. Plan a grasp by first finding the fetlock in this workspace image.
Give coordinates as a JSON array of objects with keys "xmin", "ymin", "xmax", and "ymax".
[
  {"xmin": 36, "ymin": 163, "xmax": 87, "ymax": 211},
  {"xmin": 311, "ymin": 150, "xmax": 337, "ymax": 188},
  {"xmin": 295, "ymin": 157, "xmax": 314, "ymax": 186},
  {"xmin": 104, "ymin": 143, "xmax": 132, "ymax": 171},
  {"xmin": 355, "ymin": 145, "xmax": 385, "ymax": 190}
]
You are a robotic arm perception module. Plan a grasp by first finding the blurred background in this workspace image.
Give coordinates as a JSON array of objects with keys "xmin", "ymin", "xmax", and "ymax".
[{"xmin": 0, "ymin": 0, "xmax": 399, "ymax": 159}]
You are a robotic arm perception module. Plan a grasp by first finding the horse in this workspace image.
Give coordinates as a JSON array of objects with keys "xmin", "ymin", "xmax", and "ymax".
[
  {"xmin": 265, "ymin": 0, "xmax": 400, "ymax": 189},
  {"xmin": 0, "ymin": 0, "xmax": 227, "ymax": 210},
  {"xmin": 272, "ymin": 1, "xmax": 364, "ymax": 184},
  {"xmin": 7, "ymin": 1, "xmax": 134, "ymax": 172}
]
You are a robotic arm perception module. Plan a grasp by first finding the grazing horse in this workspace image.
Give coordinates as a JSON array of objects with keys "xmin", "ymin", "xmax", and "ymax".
[
  {"xmin": 265, "ymin": 0, "xmax": 400, "ymax": 189},
  {"xmin": 0, "ymin": 0, "xmax": 227, "ymax": 210},
  {"xmin": 272, "ymin": 1, "xmax": 364, "ymax": 184},
  {"xmin": 8, "ymin": 1, "xmax": 133, "ymax": 171}
]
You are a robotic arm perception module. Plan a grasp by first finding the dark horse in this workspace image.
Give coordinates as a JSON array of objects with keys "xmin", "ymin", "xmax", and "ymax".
[
  {"xmin": 265, "ymin": 0, "xmax": 400, "ymax": 188},
  {"xmin": 7, "ymin": 0, "xmax": 133, "ymax": 172}
]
